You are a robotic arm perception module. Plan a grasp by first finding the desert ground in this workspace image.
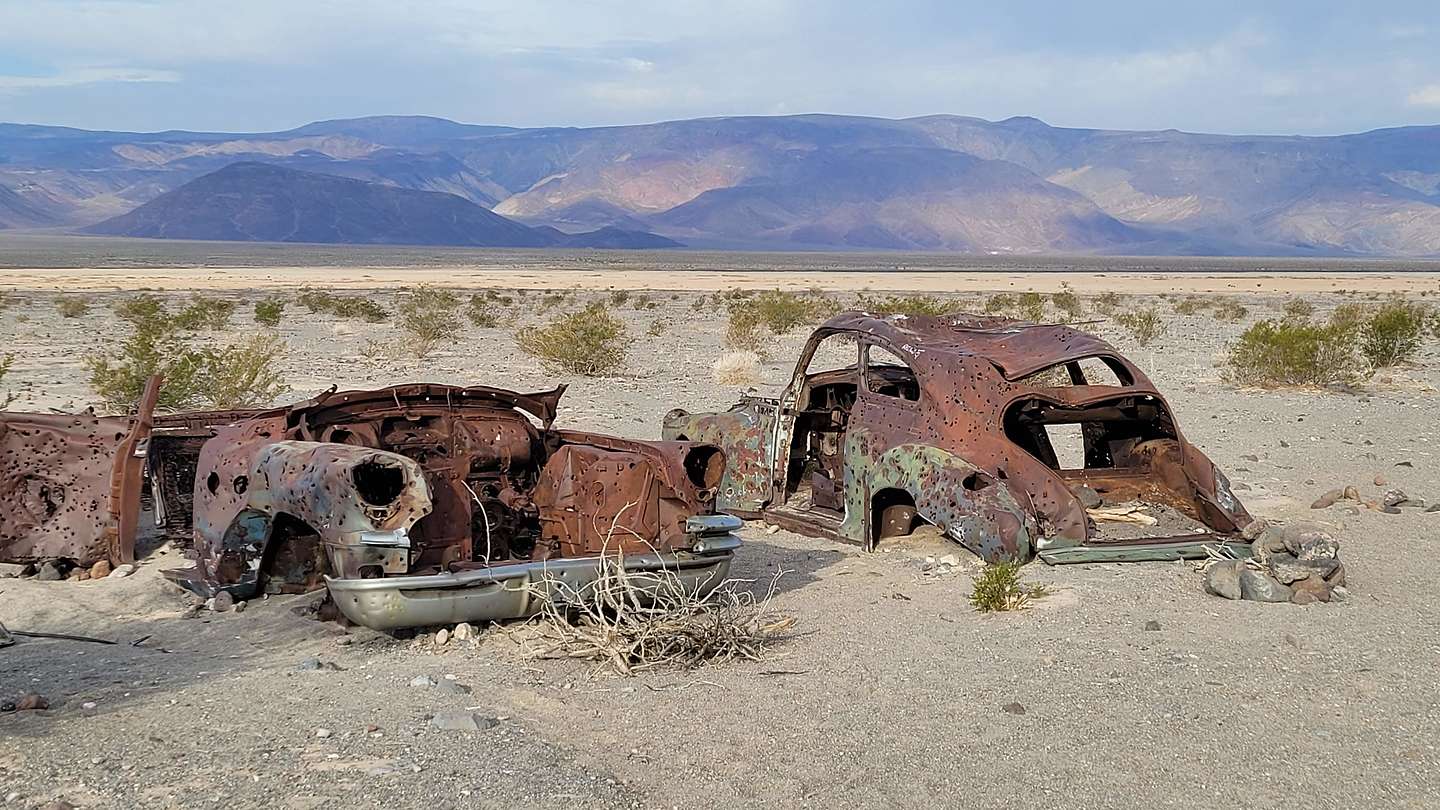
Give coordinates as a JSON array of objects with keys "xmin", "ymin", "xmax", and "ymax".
[{"xmin": 3, "ymin": 243, "xmax": 1440, "ymax": 809}]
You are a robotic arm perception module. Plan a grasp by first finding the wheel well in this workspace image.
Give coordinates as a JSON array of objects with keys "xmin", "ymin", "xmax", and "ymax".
[{"xmin": 870, "ymin": 488, "xmax": 919, "ymax": 548}]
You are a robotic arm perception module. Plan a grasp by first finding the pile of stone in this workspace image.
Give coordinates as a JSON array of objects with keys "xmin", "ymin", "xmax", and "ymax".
[{"xmin": 1205, "ymin": 520, "xmax": 1346, "ymax": 605}]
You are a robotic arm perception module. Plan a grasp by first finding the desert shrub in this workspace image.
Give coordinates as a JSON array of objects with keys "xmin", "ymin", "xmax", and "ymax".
[
  {"xmin": 969, "ymin": 561, "xmax": 1047, "ymax": 612},
  {"xmin": 0, "ymin": 353, "xmax": 14, "ymax": 407},
  {"xmin": 396, "ymin": 285, "xmax": 461, "ymax": 357},
  {"xmin": 516, "ymin": 302, "xmax": 627, "ymax": 376},
  {"xmin": 712, "ymin": 351, "xmax": 762, "ymax": 387},
  {"xmin": 1223, "ymin": 317, "xmax": 1364, "ymax": 388},
  {"xmin": 631, "ymin": 293, "xmax": 658, "ymax": 311},
  {"xmin": 646, "ymin": 318, "xmax": 668, "ymax": 337},
  {"xmin": 0, "ymin": 290, "xmax": 12, "ymax": 312},
  {"xmin": 1212, "ymin": 300, "xmax": 1248, "ymax": 322},
  {"xmin": 1280, "ymin": 297, "xmax": 1314, "ymax": 320},
  {"xmin": 1092, "ymin": 291, "xmax": 1123, "ymax": 315},
  {"xmin": 466, "ymin": 292, "xmax": 503, "ymax": 327},
  {"xmin": 1016, "ymin": 292, "xmax": 1046, "ymax": 322},
  {"xmin": 538, "ymin": 291, "xmax": 570, "ymax": 313},
  {"xmin": 114, "ymin": 293, "xmax": 168, "ymax": 326},
  {"xmin": 1173, "ymin": 296, "xmax": 1209, "ymax": 315},
  {"xmin": 172, "ymin": 294, "xmax": 236, "ymax": 331},
  {"xmin": 1114, "ymin": 307, "xmax": 1163, "ymax": 346},
  {"xmin": 855, "ymin": 294, "xmax": 951, "ymax": 317},
  {"xmin": 609, "ymin": 289, "xmax": 631, "ymax": 306},
  {"xmin": 724, "ymin": 290, "xmax": 835, "ymax": 351},
  {"xmin": 253, "ymin": 297, "xmax": 285, "ymax": 327},
  {"xmin": 1361, "ymin": 299, "xmax": 1429, "ymax": 368},
  {"xmin": 691, "ymin": 295, "xmax": 708, "ymax": 311},
  {"xmin": 983, "ymin": 293, "xmax": 1015, "ymax": 314},
  {"xmin": 194, "ymin": 334, "xmax": 288, "ymax": 408},
  {"xmin": 56, "ymin": 296, "xmax": 90, "ymax": 319},
  {"xmin": 297, "ymin": 287, "xmax": 388, "ymax": 322},
  {"xmin": 1329, "ymin": 302, "xmax": 1368, "ymax": 331},
  {"xmin": 1051, "ymin": 285, "xmax": 1083, "ymax": 320}
]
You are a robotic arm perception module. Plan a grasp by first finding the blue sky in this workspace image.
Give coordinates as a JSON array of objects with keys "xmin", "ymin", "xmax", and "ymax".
[{"xmin": 0, "ymin": 0, "xmax": 1437, "ymax": 135}]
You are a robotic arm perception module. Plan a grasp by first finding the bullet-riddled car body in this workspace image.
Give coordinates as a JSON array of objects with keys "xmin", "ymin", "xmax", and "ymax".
[{"xmin": 664, "ymin": 312, "xmax": 1251, "ymax": 564}]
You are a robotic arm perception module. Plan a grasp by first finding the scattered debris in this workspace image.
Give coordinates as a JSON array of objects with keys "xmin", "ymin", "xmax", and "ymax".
[
  {"xmin": 1001, "ymin": 702, "xmax": 1027, "ymax": 715},
  {"xmin": 1087, "ymin": 505, "xmax": 1159, "ymax": 526},
  {"xmin": 1203, "ymin": 520, "xmax": 1345, "ymax": 605}
]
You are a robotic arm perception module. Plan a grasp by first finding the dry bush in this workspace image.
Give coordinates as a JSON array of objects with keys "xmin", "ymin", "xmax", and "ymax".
[
  {"xmin": 516, "ymin": 302, "xmax": 627, "ymax": 376},
  {"xmin": 631, "ymin": 293, "xmax": 658, "ymax": 311},
  {"xmin": 56, "ymin": 296, "xmax": 90, "ymax": 319},
  {"xmin": 969, "ymin": 561, "xmax": 1047, "ymax": 612},
  {"xmin": 466, "ymin": 292, "xmax": 504, "ymax": 327},
  {"xmin": 1091, "ymin": 291, "xmax": 1124, "ymax": 315},
  {"xmin": 1361, "ymin": 298, "xmax": 1429, "ymax": 368},
  {"xmin": 1051, "ymin": 284, "xmax": 1084, "ymax": 320},
  {"xmin": 855, "ymin": 294, "xmax": 952, "ymax": 317},
  {"xmin": 197, "ymin": 334, "xmax": 288, "ymax": 408},
  {"xmin": 0, "ymin": 353, "xmax": 14, "ymax": 407},
  {"xmin": 1224, "ymin": 317, "xmax": 1364, "ymax": 388},
  {"xmin": 1280, "ymin": 297, "xmax": 1315, "ymax": 320},
  {"xmin": 1114, "ymin": 307, "xmax": 1163, "ymax": 346},
  {"xmin": 712, "ymin": 351, "xmax": 762, "ymax": 387},
  {"xmin": 646, "ymin": 318, "xmax": 668, "ymax": 337},
  {"xmin": 983, "ymin": 293, "xmax": 1016, "ymax": 314},
  {"xmin": 609, "ymin": 289, "xmax": 631, "ymax": 306},
  {"xmin": 1212, "ymin": 300, "xmax": 1248, "ymax": 322},
  {"xmin": 724, "ymin": 289, "xmax": 836, "ymax": 352},
  {"xmin": 1172, "ymin": 296, "xmax": 1210, "ymax": 315},
  {"xmin": 396, "ymin": 284, "xmax": 461, "ymax": 357},
  {"xmin": 297, "ymin": 287, "xmax": 388, "ymax": 322},
  {"xmin": 1016, "ymin": 292, "xmax": 1046, "ymax": 322},
  {"xmin": 253, "ymin": 297, "xmax": 285, "ymax": 327},
  {"xmin": 524, "ymin": 544, "xmax": 794, "ymax": 675}
]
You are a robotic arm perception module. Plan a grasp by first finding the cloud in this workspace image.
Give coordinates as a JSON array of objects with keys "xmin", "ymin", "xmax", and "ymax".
[
  {"xmin": 1407, "ymin": 84, "xmax": 1440, "ymax": 107},
  {"xmin": 0, "ymin": 67, "xmax": 179, "ymax": 91}
]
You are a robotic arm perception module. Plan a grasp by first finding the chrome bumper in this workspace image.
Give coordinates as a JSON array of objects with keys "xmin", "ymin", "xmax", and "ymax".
[{"xmin": 325, "ymin": 528, "xmax": 742, "ymax": 631}]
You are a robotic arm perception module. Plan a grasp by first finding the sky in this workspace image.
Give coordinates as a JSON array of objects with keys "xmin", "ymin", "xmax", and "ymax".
[{"xmin": 0, "ymin": 0, "xmax": 1438, "ymax": 135}]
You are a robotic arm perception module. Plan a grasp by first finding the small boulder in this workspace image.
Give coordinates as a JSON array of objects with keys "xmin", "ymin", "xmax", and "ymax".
[
  {"xmin": 1310, "ymin": 489, "xmax": 1342, "ymax": 509},
  {"xmin": 452, "ymin": 623, "xmax": 475, "ymax": 642},
  {"xmin": 1268, "ymin": 554, "xmax": 1319, "ymax": 585},
  {"xmin": 108, "ymin": 564, "xmax": 135, "ymax": 579},
  {"xmin": 1240, "ymin": 519, "xmax": 1269, "ymax": 541},
  {"xmin": 0, "ymin": 563, "xmax": 30, "ymax": 578},
  {"xmin": 35, "ymin": 561, "xmax": 65, "ymax": 582},
  {"xmin": 16, "ymin": 693, "xmax": 49, "ymax": 711},
  {"xmin": 434, "ymin": 628, "xmax": 450, "ymax": 646},
  {"xmin": 88, "ymin": 560, "xmax": 112, "ymax": 579},
  {"xmin": 428, "ymin": 711, "xmax": 498, "ymax": 732},
  {"xmin": 1290, "ymin": 577, "xmax": 1332, "ymax": 604},
  {"xmin": 1073, "ymin": 486, "xmax": 1103, "ymax": 509},
  {"xmin": 1239, "ymin": 568, "xmax": 1293, "ymax": 603},
  {"xmin": 436, "ymin": 680, "xmax": 472, "ymax": 696},
  {"xmin": 1001, "ymin": 702, "xmax": 1027, "ymax": 715},
  {"xmin": 1204, "ymin": 561, "xmax": 1243, "ymax": 600},
  {"xmin": 1142, "ymin": 620, "xmax": 1161, "ymax": 631},
  {"xmin": 409, "ymin": 675, "xmax": 437, "ymax": 688},
  {"xmin": 1382, "ymin": 488, "xmax": 1409, "ymax": 508},
  {"xmin": 1342, "ymin": 486, "xmax": 1361, "ymax": 501},
  {"xmin": 210, "ymin": 591, "xmax": 235, "ymax": 612}
]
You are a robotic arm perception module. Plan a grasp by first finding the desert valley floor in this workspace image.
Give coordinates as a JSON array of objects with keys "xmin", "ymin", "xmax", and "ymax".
[{"xmin": 2, "ymin": 242, "xmax": 1439, "ymax": 809}]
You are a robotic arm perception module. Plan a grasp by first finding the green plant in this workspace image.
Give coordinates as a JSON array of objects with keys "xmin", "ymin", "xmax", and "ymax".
[
  {"xmin": 253, "ymin": 297, "xmax": 286, "ymax": 327},
  {"xmin": 983, "ymin": 293, "xmax": 1016, "ymax": 314},
  {"xmin": 1092, "ymin": 292, "xmax": 1123, "ymax": 315},
  {"xmin": 969, "ymin": 561, "xmax": 1047, "ymax": 612},
  {"xmin": 196, "ymin": 334, "xmax": 288, "ymax": 408},
  {"xmin": 516, "ymin": 302, "xmax": 627, "ymax": 376},
  {"xmin": 1173, "ymin": 296, "xmax": 1209, "ymax": 316},
  {"xmin": 646, "ymin": 318, "xmax": 667, "ymax": 337},
  {"xmin": 1016, "ymin": 292, "xmax": 1046, "ymax": 322},
  {"xmin": 0, "ymin": 353, "xmax": 15, "ymax": 407},
  {"xmin": 1223, "ymin": 317, "xmax": 1364, "ymax": 388},
  {"xmin": 296, "ymin": 287, "xmax": 388, "ymax": 322},
  {"xmin": 1361, "ymin": 299, "xmax": 1429, "ymax": 368},
  {"xmin": 609, "ymin": 289, "xmax": 632, "ymax": 306},
  {"xmin": 1114, "ymin": 307, "xmax": 1163, "ymax": 346},
  {"xmin": 855, "ymin": 294, "xmax": 951, "ymax": 317},
  {"xmin": 172, "ymin": 294, "xmax": 236, "ymax": 331},
  {"xmin": 1280, "ymin": 298, "xmax": 1314, "ymax": 320},
  {"xmin": 1212, "ymin": 300, "xmax": 1248, "ymax": 322},
  {"xmin": 1051, "ymin": 285, "xmax": 1083, "ymax": 320},
  {"xmin": 396, "ymin": 285, "xmax": 461, "ymax": 357},
  {"xmin": 114, "ymin": 293, "xmax": 168, "ymax": 326},
  {"xmin": 56, "ymin": 296, "xmax": 91, "ymax": 318}
]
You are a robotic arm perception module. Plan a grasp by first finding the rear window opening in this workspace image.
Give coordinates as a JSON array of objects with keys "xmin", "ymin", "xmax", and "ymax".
[
  {"xmin": 1014, "ymin": 356, "xmax": 1133, "ymax": 388},
  {"xmin": 1003, "ymin": 395, "xmax": 1176, "ymax": 472}
]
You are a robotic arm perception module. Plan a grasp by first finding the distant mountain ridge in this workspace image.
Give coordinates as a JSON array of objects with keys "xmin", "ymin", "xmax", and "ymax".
[
  {"xmin": 85, "ymin": 162, "xmax": 679, "ymax": 248},
  {"xmin": 5, "ymin": 113, "xmax": 1440, "ymax": 255}
]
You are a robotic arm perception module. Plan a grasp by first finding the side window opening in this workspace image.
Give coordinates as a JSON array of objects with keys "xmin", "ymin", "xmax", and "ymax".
[
  {"xmin": 1004, "ymin": 395, "xmax": 1176, "ymax": 472},
  {"xmin": 863, "ymin": 344, "xmax": 920, "ymax": 402}
]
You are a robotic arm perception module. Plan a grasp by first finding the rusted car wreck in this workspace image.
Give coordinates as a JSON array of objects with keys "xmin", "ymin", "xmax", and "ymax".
[
  {"xmin": 665, "ymin": 311, "xmax": 1251, "ymax": 564},
  {"xmin": 2, "ymin": 382, "xmax": 740, "ymax": 629}
]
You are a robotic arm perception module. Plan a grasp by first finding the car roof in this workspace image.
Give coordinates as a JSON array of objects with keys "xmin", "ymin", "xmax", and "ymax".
[{"xmin": 820, "ymin": 310, "xmax": 1126, "ymax": 380}]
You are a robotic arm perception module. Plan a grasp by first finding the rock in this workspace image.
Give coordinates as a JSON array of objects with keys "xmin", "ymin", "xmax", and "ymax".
[
  {"xmin": 1267, "ymin": 554, "xmax": 1317, "ymax": 584},
  {"xmin": 938, "ymin": 554, "xmax": 960, "ymax": 568},
  {"xmin": 233, "ymin": 600, "xmax": 247, "ymax": 614},
  {"xmin": 1143, "ymin": 620, "xmax": 1161, "ymax": 631},
  {"xmin": 1427, "ymin": 504, "xmax": 1440, "ymax": 513},
  {"xmin": 210, "ymin": 591, "xmax": 234, "ymax": 612},
  {"xmin": 1310, "ymin": 489, "xmax": 1342, "ymax": 509},
  {"xmin": 1291, "ymin": 589, "xmax": 1317, "ymax": 606},
  {"xmin": 1330, "ymin": 586, "xmax": 1349, "ymax": 602},
  {"xmin": 1241, "ymin": 454, "xmax": 1259, "ymax": 462},
  {"xmin": 1240, "ymin": 519, "xmax": 1269, "ymax": 541},
  {"xmin": 35, "ymin": 561, "xmax": 65, "ymax": 581},
  {"xmin": 1290, "ymin": 577, "xmax": 1332, "ymax": 604},
  {"xmin": 1239, "ymin": 568, "xmax": 1293, "ymax": 603},
  {"xmin": 1396, "ymin": 460, "xmax": 1414, "ymax": 467},
  {"xmin": 436, "ymin": 680, "xmax": 472, "ymax": 696},
  {"xmin": 88, "ymin": 560, "xmax": 112, "ymax": 579},
  {"xmin": 452, "ymin": 623, "xmax": 475, "ymax": 642},
  {"xmin": 0, "ymin": 563, "xmax": 29, "ymax": 578},
  {"xmin": 1073, "ymin": 485, "xmax": 1103, "ymax": 509},
  {"xmin": 428, "ymin": 711, "xmax": 498, "ymax": 732},
  {"xmin": 1323, "ymin": 564, "xmax": 1347, "ymax": 588},
  {"xmin": 16, "ymin": 693, "xmax": 49, "ymax": 711},
  {"xmin": 1342, "ymin": 486, "xmax": 1361, "ymax": 501},
  {"xmin": 1001, "ymin": 702, "xmax": 1027, "ymax": 715},
  {"xmin": 315, "ymin": 728, "xmax": 332, "ymax": 739},
  {"xmin": 1374, "ymin": 473, "xmax": 1387, "ymax": 486},
  {"xmin": 1204, "ymin": 561, "xmax": 1243, "ymax": 600},
  {"xmin": 434, "ymin": 628, "xmax": 450, "ymax": 646},
  {"xmin": 1278, "ymin": 523, "xmax": 1339, "ymax": 561},
  {"xmin": 409, "ymin": 675, "xmax": 438, "ymax": 688},
  {"xmin": 1248, "ymin": 527, "xmax": 1288, "ymax": 565},
  {"xmin": 295, "ymin": 657, "xmax": 342, "ymax": 672},
  {"xmin": 81, "ymin": 701, "xmax": 97, "ymax": 711},
  {"xmin": 108, "ymin": 564, "xmax": 134, "ymax": 578},
  {"xmin": 1381, "ymin": 488, "xmax": 1409, "ymax": 507}
]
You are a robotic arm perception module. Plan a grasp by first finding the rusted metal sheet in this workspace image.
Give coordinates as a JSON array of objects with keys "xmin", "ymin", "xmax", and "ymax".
[
  {"xmin": 0, "ymin": 377, "xmax": 159, "ymax": 567},
  {"xmin": 665, "ymin": 310, "xmax": 1252, "ymax": 564}
]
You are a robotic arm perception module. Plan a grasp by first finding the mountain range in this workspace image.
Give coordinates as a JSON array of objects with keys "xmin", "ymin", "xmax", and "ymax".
[{"xmin": 2, "ymin": 113, "xmax": 1439, "ymax": 255}]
